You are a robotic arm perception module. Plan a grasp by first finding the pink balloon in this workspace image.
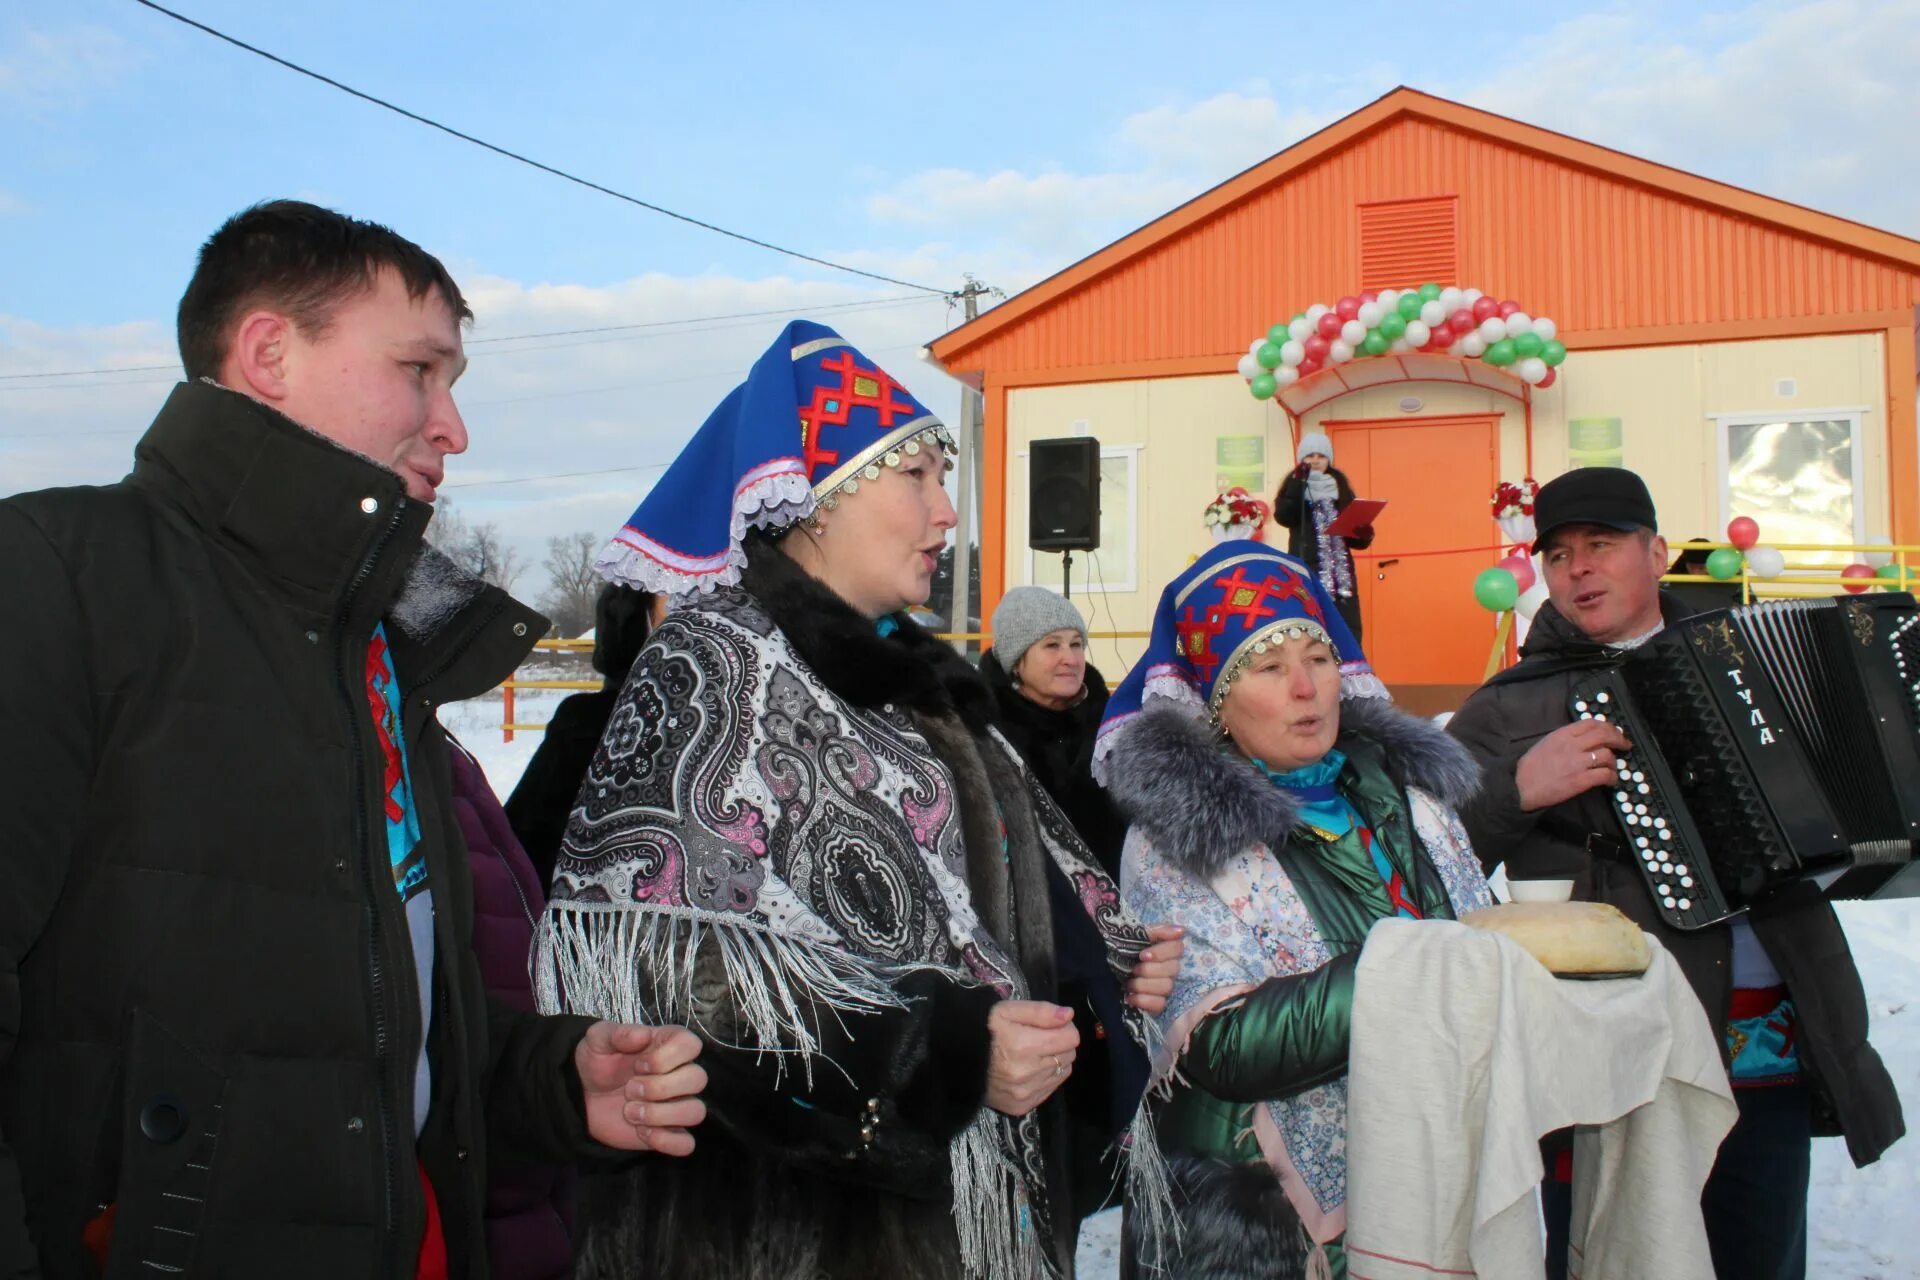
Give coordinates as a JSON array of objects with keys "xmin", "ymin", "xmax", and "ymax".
[
  {"xmin": 1842, "ymin": 563, "xmax": 1875, "ymax": 594},
  {"xmin": 1471, "ymin": 296, "xmax": 1501, "ymax": 323},
  {"xmin": 1499, "ymin": 554, "xmax": 1537, "ymax": 594},
  {"xmin": 1537, "ymin": 366, "xmax": 1557, "ymax": 388},
  {"xmin": 1297, "ymin": 354, "xmax": 1324, "ymax": 377},
  {"xmin": 1726, "ymin": 516, "xmax": 1760, "ymax": 550},
  {"xmin": 1498, "ymin": 299, "xmax": 1522, "ymax": 319},
  {"xmin": 1303, "ymin": 334, "xmax": 1331, "ymax": 361},
  {"xmin": 1335, "ymin": 295, "xmax": 1362, "ymax": 322},
  {"xmin": 1448, "ymin": 309, "xmax": 1478, "ymax": 335},
  {"xmin": 1317, "ymin": 312, "xmax": 1344, "ymax": 340}
]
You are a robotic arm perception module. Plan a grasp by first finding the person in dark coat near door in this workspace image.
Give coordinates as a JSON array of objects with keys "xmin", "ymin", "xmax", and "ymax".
[
  {"xmin": 1273, "ymin": 432, "xmax": 1375, "ymax": 641},
  {"xmin": 0, "ymin": 200, "xmax": 707, "ymax": 1280},
  {"xmin": 505, "ymin": 583, "xmax": 655, "ymax": 888}
]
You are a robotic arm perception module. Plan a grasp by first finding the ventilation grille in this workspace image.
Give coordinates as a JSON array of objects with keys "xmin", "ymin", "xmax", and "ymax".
[{"xmin": 1359, "ymin": 196, "xmax": 1459, "ymax": 292}]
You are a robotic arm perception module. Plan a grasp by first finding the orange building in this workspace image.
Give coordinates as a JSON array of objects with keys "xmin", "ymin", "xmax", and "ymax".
[{"xmin": 929, "ymin": 87, "xmax": 1920, "ymax": 711}]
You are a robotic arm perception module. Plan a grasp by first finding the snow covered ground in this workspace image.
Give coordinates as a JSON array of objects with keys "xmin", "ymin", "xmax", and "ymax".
[{"xmin": 446, "ymin": 690, "xmax": 1920, "ymax": 1279}]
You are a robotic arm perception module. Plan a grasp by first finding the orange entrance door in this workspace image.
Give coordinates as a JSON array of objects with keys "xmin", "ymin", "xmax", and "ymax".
[{"xmin": 1324, "ymin": 414, "xmax": 1501, "ymax": 715}]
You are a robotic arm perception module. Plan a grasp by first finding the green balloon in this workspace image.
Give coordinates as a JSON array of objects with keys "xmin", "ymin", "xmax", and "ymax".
[
  {"xmin": 1705, "ymin": 547, "xmax": 1745, "ymax": 580},
  {"xmin": 1875, "ymin": 562, "xmax": 1910, "ymax": 581},
  {"xmin": 1473, "ymin": 567, "xmax": 1520, "ymax": 612},
  {"xmin": 1361, "ymin": 330, "xmax": 1391, "ymax": 356},
  {"xmin": 1541, "ymin": 339, "xmax": 1568, "ymax": 367},
  {"xmin": 1513, "ymin": 332, "xmax": 1546, "ymax": 359},
  {"xmin": 1256, "ymin": 342, "xmax": 1284, "ymax": 369},
  {"xmin": 1418, "ymin": 282, "xmax": 1442, "ymax": 302},
  {"xmin": 1249, "ymin": 372, "xmax": 1277, "ymax": 400},
  {"xmin": 1484, "ymin": 338, "xmax": 1518, "ymax": 366},
  {"xmin": 1396, "ymin": 294, "xmax": 1423, "ymax": 321},
  {"xmin": 1268, "ymin": 323, "xmax": 1289, "ymax": 345},
  {"xmin": 1379, "ymin": 313, "xmax": 1408, "ymax": 340}
]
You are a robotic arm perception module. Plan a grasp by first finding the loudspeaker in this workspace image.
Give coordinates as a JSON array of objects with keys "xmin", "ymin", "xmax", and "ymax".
[{"xmin": 1029, "ymin": 436, "xmax": 1101, "ymax": 551}]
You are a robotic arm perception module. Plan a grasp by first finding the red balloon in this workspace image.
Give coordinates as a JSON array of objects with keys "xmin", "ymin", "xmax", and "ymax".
[
  {"xmin": 1471, "ymin": 296, "xmax": 1501, "ymax": 322},
  {"xmin": 1498, "ymin": 300, "xmax": 1522, "ymax": 319},
  {"xmin": 1303, "ymin": 335, "xmax": 1331, "ymax": 361},
  {"xmin": 1537, "ymin": 366, "xmax": 1557, "ymax": 388},
  {"xmin": 1842, "ymin": 563, "xmax": 1875, "ymax": 594},
  {"xmin": 1298, "ymin": 355, "xmax": 1324, "ymax": 377},
  {"xmin": 1423, "ymin": 328, "xmax": 1449, "ymax": 352},
  {"xmin": 1448, "ymin": 309, "xmax": 1478, "ymax": 335},
  {"xmin": 1317, "ymin": 312, "xmax": 1344, "ymax": 340},
  {"xmin": 1335, "ymin": 295, "xmax": 1362, "ymax": 321},
  {"xmin": 1726, "ymin": 516, "xmax": 1760, "ymax": 550},
  {"xmin": 1360, "ymin": 290, "xmax": 1379, "ymax": 303},
  {"xmin": 1499, "ymin": 554, "xmax": 1537, "ymax": 594}
]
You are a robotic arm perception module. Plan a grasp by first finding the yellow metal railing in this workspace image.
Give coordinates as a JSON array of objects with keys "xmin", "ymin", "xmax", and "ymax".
[
  {"xmin": 495, "ymin": 630, "xmax": 1154, "ymax": 740},
  {"xmin": 1484, "ymin": 540, "xmax": 1918, "ymax": 678}
]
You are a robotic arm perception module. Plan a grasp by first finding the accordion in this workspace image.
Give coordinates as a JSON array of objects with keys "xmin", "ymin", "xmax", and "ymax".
[{"xmin": 1568, "ymin": 592, "xmax": 1920, "ymax": 930}]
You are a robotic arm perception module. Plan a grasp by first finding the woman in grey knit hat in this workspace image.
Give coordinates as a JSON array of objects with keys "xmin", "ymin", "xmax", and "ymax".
[
  {"xmin": 1274, "ymin": 431, "xmax": 1374, "ymax": 641},
  {"xmin": 979, "ymin": 587, "xmax": 1128, "ymax": 880}
]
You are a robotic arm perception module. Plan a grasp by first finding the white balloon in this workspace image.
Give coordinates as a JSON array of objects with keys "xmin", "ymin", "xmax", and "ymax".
[
  {"xmin": 1419, "ymin": 300, "xmax": 1447, "ymax": 328},
  {"xmin": 1251, "ymin": 338, "xmax": 1268, "ymax": 357},
  {"xmin": 1237, "ymin": 354, "xmax": 1264, "ymax": 379},
  {"xmin": 1280, "ymin": 340, "xmax": 1306, "ymax": 368},
  {"xmin": 1461, "ymin": 333, "xmax": 1489, "ymax": 358},
  {"xmin": 1329, "ymin": 340, "xmax": 1355, "ymax": 364},
  {"xmin": 1532, "ymin": 316, "xmax": 1558, "ymax": 342},
  {"xmin": 1462, "ymin": 287, "xmax": 1484, "ymax": 305},
  {"xmin": 1506, "ymin": 311, "xmax": 1535, "ymax": 337},
  {"xmin": 1273, "ymin": 365, "xmax": 1301, "ymax": 388},
  {"xmin": 1356, "ymin": 302, "xmax": 1384, "ymax": 328},
  {"xmin": 1439, "ymin": 287, "xmax": 1463, "ymax": 312},
  {"xmin": 1448, "ymin": 340, "xmax": 1467, "ymax": 357},
  {"xmin": 1516, "ymin": 356, "xmax": 1549, "ymax": 385},
  {"xmin": 1288, "ymin": 317, "xmax": 1314, "ymax": 343},
  {"xmin": 1306, "ymin": 303, "xmax": 1330, "ymax": 322},
  {"xmin": 1479, "ymin": 317, "xmax": 1509, "ymax": 343},
  {"xmin": 1863, "ymin": 534, "xmax": 1894, "ymax": 568},
  {"xmin": 1377, "ymin": 288, "xmax": 1400, "ymax": 309},
  {"xmin": 1389, "ymin": 338, "xmax": 1413, "ymax": 353},
  {"xmin": 1514, "ymin": 578, "xmax": 1551, "ymax": 621},
  {"xmin": 1746, "ymin": 546, "xmax": 1787, "ymax": 578},
  {"xmin": 1340, "ymin": 319, "xmax": 1368, "ymax": 346},
  {"xmin": 1404, "ymin": 320, "xmax": 1431, "ymax": 348}
]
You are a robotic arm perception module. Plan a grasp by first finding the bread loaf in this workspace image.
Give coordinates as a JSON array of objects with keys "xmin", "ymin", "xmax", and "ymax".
[{"xmin": 1460, "ymin": 901, "xmax": 1651, "ymax": 976}]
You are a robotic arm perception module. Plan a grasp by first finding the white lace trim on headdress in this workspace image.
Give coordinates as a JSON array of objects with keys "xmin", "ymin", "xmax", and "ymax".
[{"xmin": 594, "ymin": 461, "xmax": 813, "ymax": 596}]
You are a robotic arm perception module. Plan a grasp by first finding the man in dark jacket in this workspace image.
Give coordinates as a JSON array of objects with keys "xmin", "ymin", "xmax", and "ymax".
[
  {"xmin": 0, "ymin": 201, "xmax": 705, "ymax": 1279},
  {"xmin": 1447, "ymin": 467, "xmax": 1903, "ymax": 1280}
]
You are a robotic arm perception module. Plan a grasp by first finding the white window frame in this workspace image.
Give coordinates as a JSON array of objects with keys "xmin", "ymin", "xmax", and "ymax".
[
  {"xmin": 1712, "ymin": 407, "xmax": 1869, "ymax": 547},
  {"xmin": 1017, "ymin": 443, "xmax": 1141, "ymax": 594}
]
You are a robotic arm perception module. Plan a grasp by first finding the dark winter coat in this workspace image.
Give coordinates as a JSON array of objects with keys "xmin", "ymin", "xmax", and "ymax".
[
  {"xmin": 1446, "ymin": 594, "xmax": 1905, "ymax": 1167},
  {"xmin": 978, "ymin": 651, "xmax": 1128, "ymax": 880},
  {"xmin": 447, "ymin": 744, "xmax": 575, "ymax": 1280},
  {"xmin": 1109, "ymin": 699, "xmax": 1486, "ymax": 1280},
  {"xmin": 568, "ymin": 537, "xmax": 1149, "ymax": 1280},
  {"xmin": 1274, "ymin": 466, "xmax": 1375, "ymax": 640},
  {"xmin": 504, "ymin": 585, "xmax": 651, "ymax": 889},
  {"xmin": 0, "ymin": 381, "xmax": 602, "ymax": 1280}
]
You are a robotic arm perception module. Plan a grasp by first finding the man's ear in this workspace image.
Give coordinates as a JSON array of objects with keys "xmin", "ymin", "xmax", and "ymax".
[
  {"xmin": 1649, "ymin": 533, "xmax": 1670, "ymax": 568},
  {"xmin": 221, "ymin": 309, "xmax": 298, "ymax": 404}
]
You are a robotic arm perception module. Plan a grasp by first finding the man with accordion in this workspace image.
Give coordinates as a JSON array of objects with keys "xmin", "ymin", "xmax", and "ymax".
[{"xmin": 1448, "ymin": 467, "xmax": 1906, "ymax": 1280}]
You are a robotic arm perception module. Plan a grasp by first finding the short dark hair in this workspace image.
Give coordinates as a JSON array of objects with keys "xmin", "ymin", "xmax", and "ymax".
[{"xmin": 176, "ymin": 200, "xmax": 471, "ymax": 381}]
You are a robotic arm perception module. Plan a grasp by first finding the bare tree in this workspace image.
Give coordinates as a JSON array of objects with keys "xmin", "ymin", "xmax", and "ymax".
[
  {"xmin": 539, "ymin": 531, "xmax": 603, "ymax": 638},
  {"xmin": 428, "ymin": 500, "xmax": 524, "ymax": 592}
]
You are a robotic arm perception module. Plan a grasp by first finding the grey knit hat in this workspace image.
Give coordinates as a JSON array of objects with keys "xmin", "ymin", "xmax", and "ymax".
[{"xmin": 991, "ymin": 586, "xmax": 1087, "ymax": 669}]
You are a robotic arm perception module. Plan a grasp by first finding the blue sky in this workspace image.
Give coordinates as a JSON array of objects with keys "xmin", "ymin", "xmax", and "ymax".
[{"xmin": 5, "ymin": 0, "xmax": 1918, "ymax": 596}]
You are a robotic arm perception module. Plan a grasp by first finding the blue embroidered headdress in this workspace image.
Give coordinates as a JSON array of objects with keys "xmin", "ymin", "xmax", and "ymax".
[
  {"xmin": 1094, "ymin": 541, "xmax": 1389, "ymax": 778},
  {"xmin": 595, "ymin": 319, "xmax": 954, "ymax": 595}
]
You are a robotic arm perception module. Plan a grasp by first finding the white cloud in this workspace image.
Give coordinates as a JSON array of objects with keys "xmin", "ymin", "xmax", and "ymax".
[{"xmin": 0, "ymin": 23, "xmax": 139, "ymax": 110}]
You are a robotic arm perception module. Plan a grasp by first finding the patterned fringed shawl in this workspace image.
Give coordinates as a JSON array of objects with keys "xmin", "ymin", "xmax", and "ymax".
[{"xmin": 535, "ymin": 586, "xmax": 1166, "ymax": 1279}]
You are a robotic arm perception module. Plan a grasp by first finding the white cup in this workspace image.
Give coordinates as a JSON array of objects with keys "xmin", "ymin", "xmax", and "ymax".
[{"xmin": 1507, "ymin": 878, "xmax": 1576, "ymax": 904}]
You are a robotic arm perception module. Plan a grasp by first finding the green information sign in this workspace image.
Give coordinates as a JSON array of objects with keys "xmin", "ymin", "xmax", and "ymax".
[
  {"xmin": 1568, "ymin": 416, "xmax": 1623, "ymax": 469},
  {"xmin": 1215, "ymin": 434, "xmax": 1266, "ymax": 493}
]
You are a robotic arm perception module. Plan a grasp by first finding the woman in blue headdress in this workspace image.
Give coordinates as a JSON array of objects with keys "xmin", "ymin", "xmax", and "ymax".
[
  {"xmin": 1097, "ymin": 543, "xmax": 1493, "ymax": 1279},
  {"xmin": 534, "ymin": 322, "xmax": 1181, "ymax": 1280}
]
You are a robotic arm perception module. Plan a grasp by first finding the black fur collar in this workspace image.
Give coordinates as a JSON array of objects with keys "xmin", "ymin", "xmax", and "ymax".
[
  {"xmin": 737, "ymin": 533, "xmax": 995, "ymax": 735},
  {"xmin": 1102, "ymin": 696, "xmax": 1481, "ymax": 881}
]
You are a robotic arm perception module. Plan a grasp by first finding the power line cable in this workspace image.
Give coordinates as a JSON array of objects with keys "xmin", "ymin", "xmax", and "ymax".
[
  {"xmin": 132, "ymin": 0, "xmax": 952, "ymax": 295},
  {"xmin": 0, "ymin": 294, "xmax": 936, "ymax": 385}
]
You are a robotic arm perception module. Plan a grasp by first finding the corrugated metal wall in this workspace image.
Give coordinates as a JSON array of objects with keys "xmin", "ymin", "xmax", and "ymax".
[{"xmin": 950, "ymin": 115, "xmax": 1920, "ymax": 376}]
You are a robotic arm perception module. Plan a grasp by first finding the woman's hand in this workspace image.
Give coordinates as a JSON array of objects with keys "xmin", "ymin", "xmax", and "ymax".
[
  {"xmin": 1125, "ymin": 924, "xmax": 1187, "ymax": 1015},
  {"xmin": 984, "ymin": 1000, "xmax": 1080, "ymax": 1117}
]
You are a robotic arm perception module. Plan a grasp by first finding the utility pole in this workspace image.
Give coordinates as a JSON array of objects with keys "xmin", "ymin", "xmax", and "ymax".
[{"xmin": 948, "ymin": 276, "xmax": 996, "ymax": 656}]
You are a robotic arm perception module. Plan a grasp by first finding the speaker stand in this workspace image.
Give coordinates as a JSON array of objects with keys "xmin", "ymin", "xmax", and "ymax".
[{"xmin": 1061, "ymin": 549, "xmax": 1073, "ymax": 601}]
